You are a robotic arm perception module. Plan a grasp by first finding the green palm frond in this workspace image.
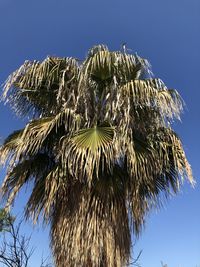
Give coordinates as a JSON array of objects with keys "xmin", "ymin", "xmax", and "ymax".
[
  {"xmin": 60, "ymin": 124, "xmax": 115, "ymax": 181},
  {"xmin": 72, "ymin": 124, "xmax": 114, "ymax": 151}
]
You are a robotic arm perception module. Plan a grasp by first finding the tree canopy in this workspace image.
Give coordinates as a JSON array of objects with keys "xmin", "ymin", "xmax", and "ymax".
[{"xmin": 0, "ymin": 45, "xmax": 193, "ymax": 267}]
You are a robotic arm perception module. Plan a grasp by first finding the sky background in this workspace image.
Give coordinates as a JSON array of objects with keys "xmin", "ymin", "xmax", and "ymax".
[{"xmin": 0, "ymin": 0, "xmax": 199, "ymax": 266}]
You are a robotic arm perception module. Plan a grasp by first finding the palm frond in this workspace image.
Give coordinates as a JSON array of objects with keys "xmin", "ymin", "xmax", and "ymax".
[
  {"xmin": 0, "ymin": 108, "xmax": 81, "ymax": 166},
  {"xmin": 2, "ymin": 57, "xmax": 80, "ymax": 117},
  {"xmin": 120, "ymin": 80, "xmax": 183, "ymax": 120},
  {"xmin": 72, "ymin": 124, "xmax": 114, "ymax": 151},
  {"xmin": 82, "ymin": 48, "xmax": 145, "ymax": 85},
  {"xmin": 1, "ymin": 153, "xmax": 52, "ymax": 211},
  {"xmin": 60, "ymin": 124, "xmax": 115, "ymax": 181},
  {"xmin": 0, "ymin": 130, "xmax": 23, "ymax": 165}
]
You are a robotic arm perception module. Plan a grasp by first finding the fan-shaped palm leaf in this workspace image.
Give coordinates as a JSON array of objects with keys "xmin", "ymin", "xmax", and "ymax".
[{"xmin": 72, "ymin": 124, "xmax": 114, "ymax": 152}]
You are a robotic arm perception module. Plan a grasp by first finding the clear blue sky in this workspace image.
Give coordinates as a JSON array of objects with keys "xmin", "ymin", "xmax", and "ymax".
[{"xmin": 0, "ymin": 0, "xmax": 199, "ymax": 266}]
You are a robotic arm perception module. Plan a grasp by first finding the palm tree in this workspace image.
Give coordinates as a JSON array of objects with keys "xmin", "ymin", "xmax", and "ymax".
[{"xmin": 0, "ymin": 45, "xmax": 193, "ymax": 267}]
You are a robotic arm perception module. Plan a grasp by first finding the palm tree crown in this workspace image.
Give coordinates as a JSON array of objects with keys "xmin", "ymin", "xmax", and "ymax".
[{"xmin": 0, "ymin": 45, "xmax": 193, "ymax": 267}]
